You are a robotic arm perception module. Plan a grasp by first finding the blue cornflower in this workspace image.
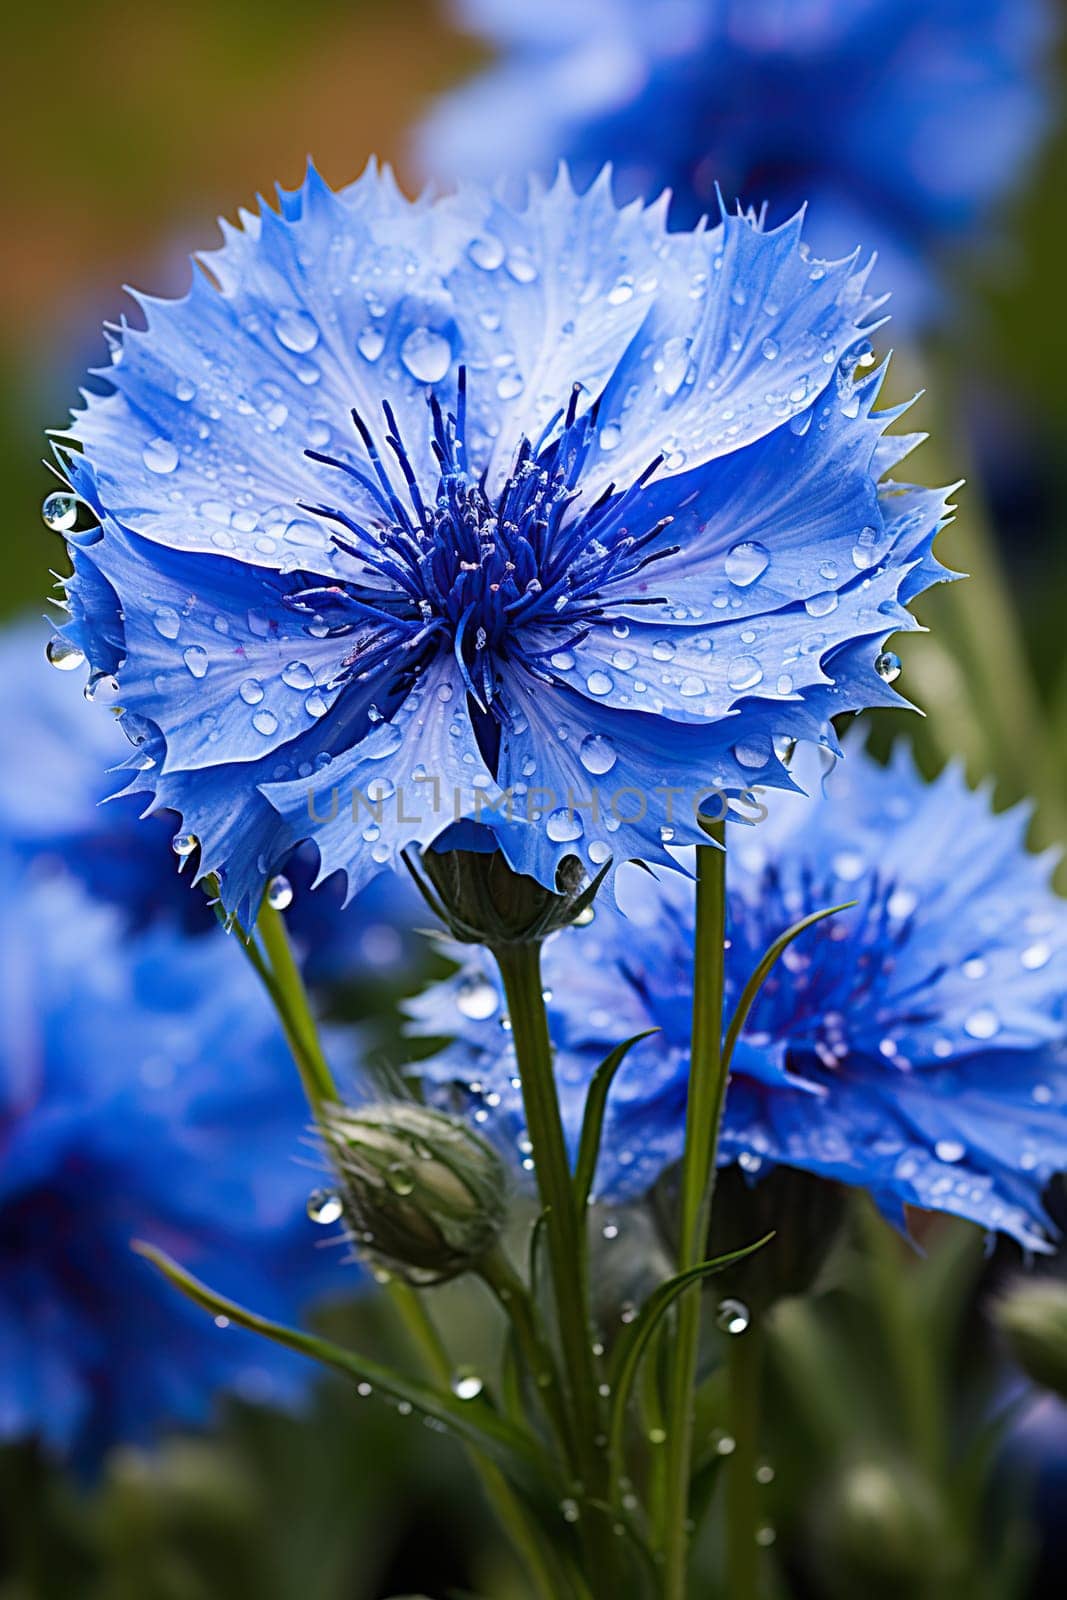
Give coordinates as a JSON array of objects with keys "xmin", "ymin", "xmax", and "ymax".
[
  {"xmin": 409, "ymin": 739, "xmax": 1067, "ymax": 1249},
  {"xmin": 54, "ymin": 164, "xmax": 949, "ymax": 920},
  {"xmin": 4, "ymin": 619, "xmax": 421, "ymax": 976},
  {"xmin": 0, "ymin": 858, "xmax": 345, "ymax": 1470},
  {"xmin": 422, "ymin": 0, "xmax": 1054, "ymax": 324}
]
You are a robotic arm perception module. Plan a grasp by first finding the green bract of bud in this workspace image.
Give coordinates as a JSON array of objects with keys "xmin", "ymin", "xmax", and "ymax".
[
  {"xmin": 323, "ymin": 1101, "xmax": 508, "ymax": 1285},
  {"xmin": 995, "ymin": 1278, "xmax": 1067, "ymax": 1400},
  {"xmin": 405, "ymin": 846, "xmax": 607, "ymax": 948}
]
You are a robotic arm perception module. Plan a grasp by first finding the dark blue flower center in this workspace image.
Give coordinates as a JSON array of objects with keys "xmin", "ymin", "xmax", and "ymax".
[{"xmin": 286, "ymin": 371, "xmax": 675, "ymax": 718}]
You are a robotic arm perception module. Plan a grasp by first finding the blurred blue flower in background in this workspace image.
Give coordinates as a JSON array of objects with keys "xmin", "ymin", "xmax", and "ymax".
[
  {"xmin": 421, "ymin": 0, "xmax": 1054, "ymax": 324},
  {"xmin": 410, "ymin": 739, "xmax": 1067, "ymax": 1249},
  {"xmin": 2, "ymin": 620, "xmax": 422, "ymax": 979},
  {"xmin": 0, "ymin": 858, "xmax": 346, "ymax": 1471},
  {"xmin": 54, "ymin": 164, "xmax": 947, "ymax": 919}
]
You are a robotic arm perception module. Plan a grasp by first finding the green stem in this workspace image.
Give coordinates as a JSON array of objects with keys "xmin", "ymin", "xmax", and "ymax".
[
  {"xmin": 255, "ymin": 901, "xmax": 337, "ymax": 1111},
  {"xmin": 480, "ymin": 1245, "xmax": 576, "ymax": 1472},
  {"xmin": 726, "ymin": 1326, "xmax": 763, "ymax": 1600},
  {"xmin": 492, "ymin": 940, "xmax": 618, "ymax": 1594},
  {"xmin": 662, "ymin": 827, "xmax": 728, "ymax": 1597},
  {"xmin": 242, "ymin": 902, "xmax": 560, "ymax": 1598}
]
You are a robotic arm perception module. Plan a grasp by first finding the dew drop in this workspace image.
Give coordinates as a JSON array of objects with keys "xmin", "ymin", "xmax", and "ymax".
[
  {"xmin": 715, "ymin": 1298, "xmax": 750, "ymax": 1335},
  {"xmin": 183, "ymin": 645, "xmax": 208, "ymax": 679},
  {"xmin": 387, "ymin": 1164, "xmax": 416, "ymax": 1196},
  {"xmin": 45, "ymin": 635, "xmax": 84, "ymax": 671},
  {"xmin": 357, "ymin": 326, "xmax": 385, "ymax": 362},
  {"xmin": 253, "ymin": 709, "xmax": 279, "ymax": 736},
  {"xmin": 851, "ymin": 526, "xmax": 879, "ymax": 570},
  {"xmin": 400, "ymin": 328, "xmax": 452, "ymax": 384},
  {"xmin": 496, "ymin": 372, "xmax": 524, "ymax": 400},
  {"xmin": 171, "ymin": 832, "xmax": 199, "ymax": 860},
  {"xmin": 964, "ymin": 1007, "xmax": 1000, "ymax": 1040},
  {"xmin": 468, "ymin": 234, "xmax": 505, "ymax": 271},
  {"xmin": 239, "ymin": 679, "xmax": 264, "ymax": 705},
  {"xmin": 42, "ymin": 491, "xmax": 79, "ymax": 532},
  {"xmin": 153, "ymin": 606, "xmax": 181, "ymax": 640},
  {"xmin": 579, "ymin": 733, "xmax": 617, "ymax": 775},
  {"xmin": 307, "ymin": 1188, "xmax": 343, "ymax": 1225},
  {"xmin": 760, "ymin": 337, "xmax": 779, "ymax": 361},
  {"xmin": 585, "ymin": 670, "xmax": 613, "ymax": 696},
  {"xmin": 274, "ymin": 309, "xmax": 320, "ymax": 354},
  {"xmin": 83, "ymin": 672, "xmax": 119, "ymax": 703},
  {"xmin": 724, "ymin": 541, "xmax": 770, "ymax": 587},
  {"xmin": 142, "ymin": 436, "xmax": 180, "ymax": 474},
  {"xmin": 805, "ymin": 590, "xmax": 839, "ymax": 618},
  {"xmin": 451, "ymin": 1369, "xmax": 484, "ymax": 1402},
  {"xmin": 727, "ymin": 656, "xmax": 764, "ymax": 692},
  {"xmin": 456, "ymin": 975, "xmax": 499, "ymax": 1021},
  {"xmin": 1021, "ymin": 941, "xmax": 1052, "ymax": 971},
  {"xmin": 267, "ymin": 874, "xmax": 293, "ymax": 911},
  {"xmin": 935, "ymin": 1139, "xmax": 965, "ymax": 1164},
  {"xmin": 547, "ymin": 807, "xmax": 583, "ymax": 843},
  {"xmin": 832, "ymin": 850, "xmax": 865, "ymax": 882},
  {"xmin": 281, "ymin": 660, "xmax": 315, "ymax": 690},
  {"xmin": 875, "ymin": 650, "xmax": 902, "ymax": 683}
]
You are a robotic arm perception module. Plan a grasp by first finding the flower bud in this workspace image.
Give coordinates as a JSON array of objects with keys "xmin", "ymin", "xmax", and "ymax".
[
  {"xmin": 812, "ymin": 1461, "xmax": 962, "ymax": 1599},
  {"xmin": 651, "ymin": 1164, "xmax": 847, "ymax": 1314},
  {"xmin": 323, "ymin": 1101, "xmax": 508, "ymax": 1285},
  {"xmin": 407, "ymin": 845, "xmax": 605, "ymax": 947},
  {"xmin": 995, "ymin": 1279, "xmax": 1067, "ymax": 1401}
]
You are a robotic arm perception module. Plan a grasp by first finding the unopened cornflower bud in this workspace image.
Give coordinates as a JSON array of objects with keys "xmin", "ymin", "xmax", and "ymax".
[
  {"xmin": 406, "ymin": 845, "xmax": 605, "ymax": 949},
  {"xmin": 323, "ymin": 1101, "xmax": 508, "ymax": 1285},
  {"xmin": 995, "ymin": 1278, "xmax": 1067, "ymax": 1401}
]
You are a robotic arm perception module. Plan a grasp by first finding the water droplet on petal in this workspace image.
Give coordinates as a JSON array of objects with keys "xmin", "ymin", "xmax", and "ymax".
[
  {"xmin": 183, "ymin": 645, "xmax": 208, "ymax": 679},
  {"xmin": 964, "ymin": 1008, "xmax": 1000, "ymax": 1040},
  {"xmin": 46, "ymin": 635, "xmax": 84, "ymax": 671},
  {"xmin": 172, "ymin": 832, "xmax": 199, "ymax": 860},
  {"xmin": 400, "ymin": 327, "xmax": 452, "ymax": 384},
  {"xmin": 281, "ymin": 660, "xmax": 315, "ymax": 690},
  {"xmin": 579, "ymin": 733, "xmax": 617, "ymax": 775},
  {"xmin": 42, "ymin": 491, "xmax": 79, "ymax": 532},
  {"xmin": 727, "ymin": 656, "xmax": 764, "ymax": 692},
  {"xmin": 585, "ymin": 670, "xmax": 613, "ymax": 697},
  {"xmin": 240, "ymin": 678, "xmax": 264, "ymax": 705},
  {"xmin": 724, "ymin": 542, "xmax": 770, "ymax": 587},
  {"xmin": 357, "ymin": 326, "xmax": 385, "ymax": 362},
  {"xmin": 547, "ymin": 808, "xmax": 583, "ymax": 843},
  {"xmin": 266, "ymin": 874, "xmax": 293, "ymax": 911},
  {"xmin": 307, "ymin": 1188, "xmax": 343, "ymax": 1225},
  {"xmin": 142, "ymin": 436, "xmax": 179, "ymax": 474},
  {"xmin": 274, "ymin": 309, "xmax": 320, "ymax": 354},
  {"xmin": 468, "ymin": 234, "xmax": 504, "ymax": 271},
  {"xmin": 804, "ymin": 590, "xmax": 838, "ymax": 618},
  {"xmin": 253, "ymin": 709, "xmax": 279, "ymax": 736},
  {"xmin": 935, "ymin": 1139, "xmax": 965, "ymax": 1164},
  {"xmin": 1021, "ymin": 941, "xmax": 1052, "ymax": 970},
  {"xmin": 875, "ymin": 650, "xmax": 901, "ymax": 683}
]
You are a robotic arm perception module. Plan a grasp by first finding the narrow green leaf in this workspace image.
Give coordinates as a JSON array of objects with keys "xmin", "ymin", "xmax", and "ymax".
[
  {"xmin": 723, "ymin": 903, "xmax": 854, "ymax": 1071},
  {"xmin": 133, "ymin": 1242, "xmax": 552, "ymax": 1488},
  {"xmin": 572, "ymin": 1030, "xmax": 659, "ymax": 1214},
  {"xmin": 605, "ymin": 1236, "xmax": 774, "ymax": 1490}
]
